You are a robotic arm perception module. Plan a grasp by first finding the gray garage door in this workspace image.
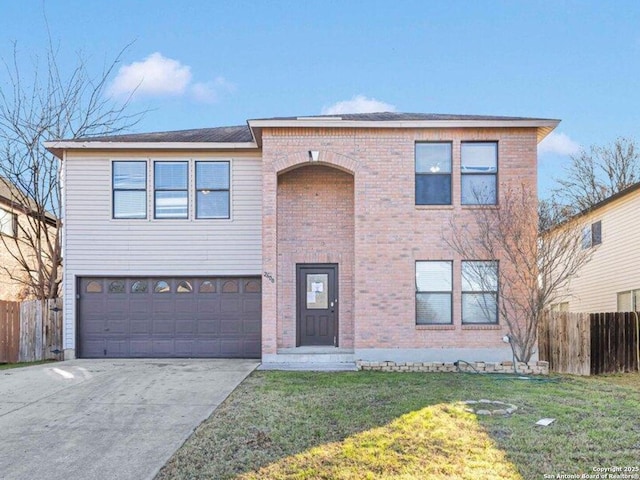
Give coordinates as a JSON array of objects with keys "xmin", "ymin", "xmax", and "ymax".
[{"xmin": 78, "ymin": 277, "xmax": 261, "ymax": 358}]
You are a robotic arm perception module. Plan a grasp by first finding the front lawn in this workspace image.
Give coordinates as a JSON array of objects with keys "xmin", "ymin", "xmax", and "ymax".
[{"xmin": 157, "ymin": 371, "xmax": 640, "ymax": 480}]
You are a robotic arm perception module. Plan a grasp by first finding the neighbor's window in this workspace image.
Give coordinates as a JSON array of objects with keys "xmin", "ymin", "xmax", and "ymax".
[
  {"xmin": 195, "ymin": 161, "xmax": 230, "ymax": 219},
  {"xmin": 154, "ymin": 162, "xmax": 188, "ymax": 219},
  {"xmin": 112, "ymin": 161, "xmax": 147, "ymax": 219},
  {"xmin": 415, "ymin": 142, "xmax": 452, "ymax": 205},
  {"xmin": 617, "ymin": 289, "xmax": 640, "ymax": 312},
  {"xmin": 550, "ymin": 302, "xmax": 569, "ymax": 313},
  {"xmin": 462, "ymin": 261, "xmax": 498, "ymax": 324},
  {"xmin": 461, "ymin": 142, "xmax": 498, "ymax": 205},
  {"xmin": 416, "ymin": 261, "xmax": 452, "ymax": 324},
  {"xmin": 582, "ymin": 220, "xmax": 602, "ymax": 249},
  {"xmin": 0, "ymin": 208, "xmax": 16, "ymax": 236}
]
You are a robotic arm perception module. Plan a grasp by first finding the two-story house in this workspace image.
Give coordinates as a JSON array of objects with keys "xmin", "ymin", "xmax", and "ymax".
[
  {"xmin": 45, "ymin": 112, "xmax": 558, "ymax": 366},
  {"xmin": 549, "ymin": 182, "xmax": 640, "ymax": 313}
]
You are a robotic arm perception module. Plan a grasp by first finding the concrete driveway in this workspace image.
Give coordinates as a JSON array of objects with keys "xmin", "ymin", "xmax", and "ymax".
[{"xmin": 0, "ymin": 359, "xmax": 258, "ymax": 480}]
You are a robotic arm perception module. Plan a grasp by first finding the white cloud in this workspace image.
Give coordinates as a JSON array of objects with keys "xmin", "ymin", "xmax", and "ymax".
[
  {"xmin": 109, "ymin": 53, "xmax": 234, "ymax": 103},
  {"xmin": 190, "ymin": 76, "xmax": 236, "ymax": 103},
  {"xmin": 321, "ymin": 95, "xmax": 396, "ymax": 115},
  {"xmin": 538, "ymin": 132, "xmax": 581, "ymax": 156},
  {"xmin": 109, "ymin": 52, "xmax": 191, "ymax": 98}
]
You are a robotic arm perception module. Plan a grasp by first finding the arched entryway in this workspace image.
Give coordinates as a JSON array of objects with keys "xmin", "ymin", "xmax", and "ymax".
[{"xmin": 276, "ymin": 164, "xmax": 355, "ymax": 349}]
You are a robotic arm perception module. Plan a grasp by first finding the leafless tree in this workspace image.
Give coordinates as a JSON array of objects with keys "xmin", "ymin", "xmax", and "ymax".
[
  {"xmin": 447, "ymin": 184, "xmax": 593, "ymax": 363},
  {"xmin": 554, "ymin": 137, "xmax": 640, "ymax": 213},
  {"xmin": 0, "ymin": 39, "xmax": 140, "ymax": 300}
]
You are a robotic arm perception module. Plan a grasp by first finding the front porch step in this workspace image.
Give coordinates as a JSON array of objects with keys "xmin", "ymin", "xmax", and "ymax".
[
  {"xmin": 257, "ymin": 362, "xmax": 357, "ymax": 372},
  {"xmin": 259, "ymin": 347, "xmax": 357, "ymax": 371}
]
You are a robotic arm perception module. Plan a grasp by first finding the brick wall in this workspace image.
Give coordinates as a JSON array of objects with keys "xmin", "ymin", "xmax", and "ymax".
[
  {"xmin": 276, "ymin": 166, "xmax": 355, "ymax": 348},
  {"xmin": 261, "ymin": 127, "xmax": 538, "ymax": 358}
]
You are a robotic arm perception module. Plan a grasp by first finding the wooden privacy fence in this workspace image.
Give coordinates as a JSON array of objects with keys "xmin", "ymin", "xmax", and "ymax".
[
  {"xmin": 539, "ymin": 311, "xmax": 640, "ymax": 375},
  {"xmin": 0, "ymin": 298, "xmax": 63, "ymax": 363},
  {"xmin": 0, "ymin": 301, "xmax": 20, "ymax": 363}
]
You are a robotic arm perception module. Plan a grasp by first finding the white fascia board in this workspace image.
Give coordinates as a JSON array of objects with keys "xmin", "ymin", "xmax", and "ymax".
[
  {"xmin": 44, "ymin": 141, "xmax": 258, "ymax": 150},
  {"xmin": 248, "ymin": 119, "xmax": 560, "ymax": 144}
]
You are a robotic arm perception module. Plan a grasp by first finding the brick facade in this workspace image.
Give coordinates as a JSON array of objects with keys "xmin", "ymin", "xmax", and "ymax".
[
  {"xmin": 261, "ymin": 127, "xmax": 538, "ymax": 361},
  {"xmin": 276, "ymin": 165, "xmax": 355, "ymax": 348}
]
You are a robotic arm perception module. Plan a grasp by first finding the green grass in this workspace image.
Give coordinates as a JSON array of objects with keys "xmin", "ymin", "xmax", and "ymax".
[
  {"xmin": 0, "ymin": 359, "xmax": 56, "ymax": 370},
  {"xmin": 156, "ymin": 371, "xmax": 640, "ymax": 480}
]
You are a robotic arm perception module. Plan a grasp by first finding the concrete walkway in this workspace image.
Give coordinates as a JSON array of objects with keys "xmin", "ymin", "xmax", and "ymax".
[{"xmin": 0, "ymin": 359, "xmax": 258, "ymax": 480}]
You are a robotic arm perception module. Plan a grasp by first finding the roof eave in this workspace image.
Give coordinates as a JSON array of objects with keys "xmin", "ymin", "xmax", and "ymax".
[
  {"xmin": 247, "ymin": 118, "xmax": 560, "ymax": 145},
  {"xmin": 44, "ymin": 140, "xmax": 260, "ymax": 159}
]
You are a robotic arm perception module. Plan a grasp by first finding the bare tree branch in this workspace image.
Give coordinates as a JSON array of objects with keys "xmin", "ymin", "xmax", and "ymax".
[
  {"xmin": 553, "ymin": 138, "xmax": 640, "ymax": 213},
  {"xmin": 0, "ymin": 38, "xmax": 143, "ymax": 300},
  {"xmin": 446, "ymin": 183, "xmax": 593, "ymax": 363}
]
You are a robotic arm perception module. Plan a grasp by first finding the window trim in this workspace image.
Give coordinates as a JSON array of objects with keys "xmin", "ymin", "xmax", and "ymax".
[
  {"xmin": 112, "ymin": 160, "xmax": 148, "ymax": 220},
  {"xmin": 460, "ymin": 141, "xmax": 498, "ymax": 206},
  {"xmin": 617, "ymin": 289, "xmax": 640, "ymax": 312},
  {"xmin": 582, "ymin": 220, "xmax": 602, "ymax": 249},
  {"xmin": 415, "ymin": 141, "xmax": 453, "ymax": 206},
  {"xmin": 0, "ymin": 207, "xmax": 17, "ymax": 237},
  {"xmin": 153, "ymin": 161, "xmax": 189, "ymax": 220},
  {"xmin": 195, "ymin": 160, "xmax": 231, "ymax": 219},
  {"xmin": 461, "ymin": 260, "xmax": 499, "ymax": 325},
  {"xmin": 415, "ymin": 260, "xmax": 453, "ymax": 325}
]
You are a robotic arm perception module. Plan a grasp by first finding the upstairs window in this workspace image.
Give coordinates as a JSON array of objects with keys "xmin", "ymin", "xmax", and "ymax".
[
  {"xmin": 415, "ymin": 142, "xmax": 452, "ymax": 205},
  {"xmin": 582, "ymin": 220, "xmax": 602, "ymax": 249},
  {"xmin": 462, "ymin": 261, "xmax": 499, "ymax": 324},
  {"xmin": 416, "ymin": 261, "xmax": 453, "ymax": 324},
  {"xmin": 113, "ymin": 161, "xmax": 147, "ymax": 219},
  {"xmin": 0, "ymin": 208, "xmax": 16, "ymax": 236},
  {"xmin": 196, "ymin": 161, "xmax": 230, "ymax": 219},
  {"xmin": 154, "ymin": 162, "xmax": 188, "ymax": 219},
  {"xmin": 461, "ymin": 142, "xmax": 498, "ymax": 205}
]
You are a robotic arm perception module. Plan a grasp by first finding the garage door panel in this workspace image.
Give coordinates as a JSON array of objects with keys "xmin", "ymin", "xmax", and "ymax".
[
  {"xmin": 153, "ymin": 318, "xmax": 176, "ymax": 335},
  {"xmin": 197, "ymin": 297, "xmax": 220, "ymax": 314},
  {"xmin": 220, "ymin": 339, "xmax": 241, "ymax": 357},
  {"xmin": 106, "ymin": 339, "xmax": 130, "ymax": 357},
  {"xmin": 79, "ymin": 276, "xmax": 261, "ymax": 358},
  {"xmin": 243, "ymin": 319, "xmax": 261, "ymax": 334},
  {"xmin": 130, "ymin": 340, "xmax": 152, "ymax": 356},
  {"xmin": 175, "ymin": 319, "xmax": 195, "ymax": 334},
  {"xmin": 197, "ymin": 319, "xmax": 220, "ymax": 334},
  {"xmin": 243, "ymin": 339, "xmax": 261, "ymax": 357},
  {"xmin": 220, "ymin": 319, "xmax": 241, "ymax": 334},
  {"xmin": 243, "ymin": 298, "xmax": 261, "ymax": 314},
  {"xmin": 130, "ymin": 319, "xmax": 151, "ymax": 334},
  {"xmin": 221, "ymin": 297, "xmax": 240, "ymax": 312}
]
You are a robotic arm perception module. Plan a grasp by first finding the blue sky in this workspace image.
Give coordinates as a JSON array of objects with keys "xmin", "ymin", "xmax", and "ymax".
[{"xmin": 2, "ymin": 0, "xmax": 639, "ymax": 198}]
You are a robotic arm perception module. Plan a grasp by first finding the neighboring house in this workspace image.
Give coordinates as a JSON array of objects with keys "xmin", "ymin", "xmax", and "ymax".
[
  {"xmin": 0, "ymin": 178, "xmax": 24, "ymax": 300},
  {"xmin": 0, "ymin": 178, "xmax": 58, "ymax": 301},
  {"xmin": 45, "ymin": 112, "xmax": 558, "ymax": 365},
  {"xmin": 550, "ymin": 182, "xmax": 640, "ymax": 313},
  {"xmin": 1, "ymin": 178, "xmax": 37, "ymax": 300}
]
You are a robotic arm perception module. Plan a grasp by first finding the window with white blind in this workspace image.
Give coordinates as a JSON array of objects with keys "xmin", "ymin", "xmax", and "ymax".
[{"xmin": 415, "ymin": 261, "xmax": 452, "ymax": 324}]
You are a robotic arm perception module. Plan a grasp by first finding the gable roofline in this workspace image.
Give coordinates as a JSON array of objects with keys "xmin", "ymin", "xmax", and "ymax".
[
  {"xmin": 578, "ymin": 181, "xmax": 640, "ymax": 217},
  {"xmin": 247, "ymin": 112, "xmax": 560, "ymax": 146},
  {"xmin": 44, "ymin": 141, "xmax": 259, "ymax": 159},
  {"xmin": 0, "ymin": 177, "xmax": 57, "ymax": 225},
  {"xmin": 542, "ymin": 181, "xmax": 640, "ymax": 237},
  {"xmin": 44, "ymin": 112, "xmax": 560, "ymax": 158}
]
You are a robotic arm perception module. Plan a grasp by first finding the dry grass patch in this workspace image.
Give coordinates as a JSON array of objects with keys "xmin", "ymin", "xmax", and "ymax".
[{"xmin": 238, "ymin": 403, "xmax": 519, "ymax": 480}]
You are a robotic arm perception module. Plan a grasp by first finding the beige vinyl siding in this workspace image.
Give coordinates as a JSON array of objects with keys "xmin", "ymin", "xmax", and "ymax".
[
  {"xmin": 62, "ymin": 150, "xmax": 262, "ymax": 351},
  {"xmin": 556, "ymin": 190, "xmax": 640, "ymax": 312}
]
